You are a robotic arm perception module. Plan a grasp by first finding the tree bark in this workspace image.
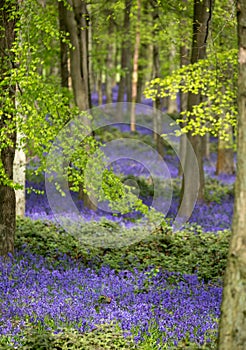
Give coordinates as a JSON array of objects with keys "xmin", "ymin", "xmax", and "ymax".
[
  {"xmin": 152, "ymin": 2, "xmax": 164, "ymax": 159},
  {"xmin": 58, "ymin": 0, "xmax": 69, "ymax": 89},
  {"xmin": 0, "ymin": 0, "xmax": 18, "ymax": 257},
  {"xmin": 167, "ymin": 44, "xmax": 178, "ymax": 114},
  {"xmin": 117, "ymin": 0, "xmax": 132, "ymax": 120},
  {"xmin": 61, "ymin": 0, "xmax": 96, "ymax": 210},
  {"xmin": 179, "ymin": 0, "xmax": 213, "ymax": 217},
  {"xmin": 97, "ymin": 71, "xmax": 103, "ymax": 105},
  {"xmin": 217, "ymin": 2, "xmax": 246, "ymax": 347},
  {"xmin": 62, "ymin": 0, "xmax": 91, "ymax": 110},
  {"xmin": 202, "ymin": 133, "xmax": 210, "ymax": 160},
  {"xmin": 13, "ymin": 97, "xmax": 26, "ymax": 218},
  {"xmin": 105, "ymin": 10, "xmax": 115, "ymax": 104},
  {"xmin": 178, "ymin": 23, "xmax": 189, "ymax": 176},
  {"xmin": 216, "ymin": 125, "xmax": 235, "ymax": 175},
  {"xmin": 136, "ymin": 0, "xmax": 148, "ymax": 104},
  {"xmin": 130, "ymin": 0, "xmax": 141, "ymax": 132},
  {"xmin": 136, "ymin": 42, "xmax": 147, "ymax": 104}
]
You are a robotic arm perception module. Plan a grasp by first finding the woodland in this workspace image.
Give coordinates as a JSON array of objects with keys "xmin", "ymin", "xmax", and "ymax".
[{"xmin": 0, "ymin": 0, "xmax": 246, "ymax": 349}]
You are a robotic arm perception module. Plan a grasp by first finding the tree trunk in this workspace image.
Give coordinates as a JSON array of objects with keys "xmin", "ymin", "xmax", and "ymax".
[
  {"xmin": 179, "ymin": 0, "xmax": 214, "ymax": 217},
  {"xmin": 136, "ymin": 42, "xmax": 147, "ymax": 103},
  {"xmin": 117, "ymin": 0, "xmax": 132, "ymax": 120},
  {"xmin": 136, "ymin": 0, "xmax": 148, "ymax": 104},
  {"xmin": 62, "ymin": 0, "xmax": 90, "ymax": 110},
  {"xmin": 152, "ymin": 3, "xmax": 164, "ymax": 159},
  {"xmin": 61, "ymin": 0, "xmax": 96, "ymax": 210},
  {"xmin": 217, "ymin": 2, "xmax": 246, "ymax": 348},
  {"xmin": 97, "ymin": 71, "xmax": 103, "ymax": 105},
  {"xmin": 178, "ymin": 25, "xmax": 189, "ymax": 176},
  {"xmin": 87, "ymin": 3, "xmax": 93, "ymax": 95},
  {"xmin": 0, "ymin": 0, "xmax": 18, "ymax": 257},
  {"xmin": 130, "ymin": 0, "xmax": 141, "ymax": 132},
  {"xmin": 216, "ymin": 125, "xmax": 235, "ymax": 175},
  {"xmin": 13, "ymin": 97, "xmax": 26, "ymax": 218},
  {"xmin": 167, "ymin": 44, "xmax": 178, "ymax": 114},
  {"xmin": 58, "ymin": 0, "xmax": 69, "ymax": 89},
  {"xmin": 202, "ymin": 133, "xmax": 210, "ymax": 160},
  {"xmin": 105, "ymin": 11, "xmax": 115, "ymax": 104}
]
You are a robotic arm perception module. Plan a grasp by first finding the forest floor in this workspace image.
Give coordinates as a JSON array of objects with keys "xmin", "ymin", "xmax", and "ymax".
[{"xmin": 0, "ymin": 100, "xmax": 235, "ymax": 349}]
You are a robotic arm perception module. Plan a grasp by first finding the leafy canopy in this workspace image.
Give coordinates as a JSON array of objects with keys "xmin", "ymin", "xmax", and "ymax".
[{"xmin": 144, "ymin": 49, "xmax": 238, "ymax": 140}]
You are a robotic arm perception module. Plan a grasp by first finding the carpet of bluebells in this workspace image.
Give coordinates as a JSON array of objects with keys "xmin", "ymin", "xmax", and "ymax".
[
  {"xmin": 0, "ymin": 88, "xmax": 235, "ymax": 348},
  {"xmin": 0, "ymin": 251, "xmax": 221, "ymax": 348}
]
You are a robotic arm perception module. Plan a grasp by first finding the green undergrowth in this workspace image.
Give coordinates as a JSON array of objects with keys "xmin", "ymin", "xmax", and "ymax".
[
  {"xmin": 204, "ymin": 177, "xmax": 234, "ymax": 203},
  {"xmin": 0, "ymin": 322, "xmax": 138, "ymax": 350},
  {"xmin": 0, "ymin": 308, "xmax": 217, "ymax": 350},
  {"xmin": 117, "ymin": 175, "xmax": 234, "ymax": 204},
  {"xmin": 94, "ymin": 125, "xmax": 173, "ymax": 153},
  {"xmin": 16, "ymin": 216, "xmax": 230, "ymax": 283}
]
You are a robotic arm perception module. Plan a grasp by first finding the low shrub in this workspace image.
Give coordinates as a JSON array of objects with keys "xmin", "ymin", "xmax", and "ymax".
[
  {"xmin": 204, "ymin": 178, "xmax": 234, "ymax": 204},
  {"xmin": 1, "ymin": 323, "xmax": 138, "ymax": 349},
  {"xmin": 16, "ymin": 217, "xmax": 230, "ymax": 283}
]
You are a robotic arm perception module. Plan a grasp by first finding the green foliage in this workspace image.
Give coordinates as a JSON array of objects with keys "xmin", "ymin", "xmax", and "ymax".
[
  {"xmin": 122, "ymin": 174, "xmax": 154, "ymax": 198},
  {"xmin": 0, "ymin": 0, "xmax": 153, "ymax": 219},
  {"xmin": 132, "ymin": 318, "xmax": 217, "ymax": 350},
  {"xmin": 94, "ymin": 125, "xmax": 158, "ymax": 148},
  {"xmin": 145, "ymin": 49, "xmax": 238, "ymax": 139},
  {"xmin": 102, "ymin": 224, "xmax": 229, "ymax": 283},
  {"xmin": 1, "ymin": 322, "xmax": 138, "ymax": 349},
  {"xmin": 16, "ymin": 217, "xmax": 230, "ymax": 283},
  {"xmin": 204, "ymin": 177, "xmax": 234, "ymax": 204},
  {"xmin": 15, "ymin": 217, "xmax": 100, "ymax": 265}
]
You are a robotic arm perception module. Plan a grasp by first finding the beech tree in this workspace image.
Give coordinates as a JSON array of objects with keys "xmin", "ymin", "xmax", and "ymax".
[
  {"xmin": 0, "ymin": 0, "xmax": 18, "ymax": 256},
  {"xmin": 178, "ymin": 0, "xmax": 214, "ymax": 217},
  {"xmin": 59, "ymin": 0, "xmax": 91, "ymax": 110},
  {"xmin": 217, "ymin": 1, "xmax": 246, "ymax": 348},
  {"xmin": 0, "ymin": 0, "xmax": 95, "ymax": 256}
]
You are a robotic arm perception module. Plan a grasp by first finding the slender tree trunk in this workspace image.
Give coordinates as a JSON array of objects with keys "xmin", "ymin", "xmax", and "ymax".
[
  {"xmin": 58, "ymin": 0, "xmax": 69, "ymax": 89},
  {"xmin": 117, "ymin": 0, "xmax": 132, "ymax": 120},
  {"xmin": 179, "ymin": 0, "xmax": 214, "ymax": 217},
  {"xmin": 201, "ymin": 96, "xmax": 210, "ymax": 160},
  {"xmin": 152, "ymin": 3, "xmax": 164, "ymax": 159},
  {"xmin": 0, "ymin": 0, "xmax": 18, "ymax": 257},
  {"xmin": 136, "ymin": 42, "xmax": 147, "ymax": 103},
  {"xmin": 145, "ymin": 43, "xmax": 153, "ymax": 82},
  {"xmin": 13, "ymin": 96, "xmax": 26, "ymax": 218},
  {"xmin": 217, "ymin": 2, "xmax": 246, "ymax": 348},
  {"xmin": 97, "ymin": 71, "xmax": 103, "ymax": 105},
  {"xmin": 202, "ymin": 133, "xmax": 210, "ymax": 160},
  {"xmin": 178, "ymin": 25, "xmax": 189, "ymax": 176},
  {"xmin": 136, "ymin": 0, "xmax": 148, "ymax": 104},
  {"xmin": 87, "ymin": 3, "xmax": 93, "ymax": 95},
  {"xmin": 105, "ymin": 11, "xmax": 115, "ymax": 103},
  {"xmin": 130, "ymin": 0, "xmax": 141, "ymax": 132},
  {"xmin": 167, "ymin": 44, "xmax": 178, "ymax": 114}
]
